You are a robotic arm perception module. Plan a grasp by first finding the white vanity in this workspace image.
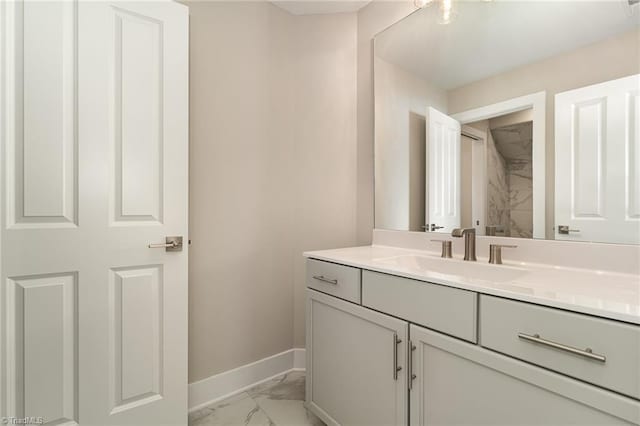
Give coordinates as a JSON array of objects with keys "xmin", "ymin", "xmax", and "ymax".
[
  {"xmin": 315, "ymin": 2, "xmax": 640, "ymax": 424},
  {"xmin": 303, "ymin": 232, "xmax": 640, "ymax": 426}
]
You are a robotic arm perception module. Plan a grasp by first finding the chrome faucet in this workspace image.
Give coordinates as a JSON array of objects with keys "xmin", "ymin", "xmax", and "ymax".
[{"xmin": 451, "ymin": 228, "xmax": 477, "ymax": 261}]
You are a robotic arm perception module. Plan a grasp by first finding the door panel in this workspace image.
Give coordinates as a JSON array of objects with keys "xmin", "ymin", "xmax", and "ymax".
[
  {"xmin": 5, "ymin": 0, "xmax": 78, "ymax": 227},
  {"xmin": 426, "ymin": 107, "xmax": 461, "ymax": 233},
  {"xmin": 109, "ymin": 266, "xmax": 163, "ymax": 414},
  {"xmin": 5, "ymin": 273, "xmax": 78, "ymax": 425},
  {"xmin": 555, "ymin": 74, "xmax": 640, "ymax": 243},
  {"xmin": 573, "ymin": 98, "xmax": 606, "ymax": 218},
  {"xmin": 112, "ymin": 6, "xmax": 164, "ymax": 223}
]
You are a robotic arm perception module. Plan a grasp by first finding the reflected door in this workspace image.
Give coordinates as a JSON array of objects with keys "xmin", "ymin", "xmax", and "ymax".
[
  {"xmin": 426, "ymin": 107, "xmax": 462, "ymax": 233},
  {"xmin": 555, "ymin": 74, "xmax": 640, "ymax": 244},
  {"xmin": 1, "ymin": 1, "xmax": 189, "ymax": 425}
]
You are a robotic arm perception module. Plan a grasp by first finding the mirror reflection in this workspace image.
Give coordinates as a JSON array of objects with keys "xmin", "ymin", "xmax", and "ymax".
[
  {"xmin": 374, "ymin": 0, "xmax": 640, "ymax": 244},
  {"xmin": 470, "ymin": 110, "xmax": 533, "ymax": 238}
]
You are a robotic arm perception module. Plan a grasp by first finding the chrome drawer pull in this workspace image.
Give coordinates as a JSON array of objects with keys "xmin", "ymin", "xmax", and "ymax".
[
  {"xmin": 518, "ymin": 333, "xmax": 606, "ymax": 363},
  {"xmin": 312, "ymin": 275, "xmax": 338, "ymax": 285}
]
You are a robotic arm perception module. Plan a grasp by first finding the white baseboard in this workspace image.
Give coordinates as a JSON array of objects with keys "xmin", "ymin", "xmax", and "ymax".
[
  {"xmin": 293, "ymin": 347, "xmax": 305, "ymax": 370},
  {"xmin": 189, "ymin": 348, "xmax": 306, "ymax": 413}
]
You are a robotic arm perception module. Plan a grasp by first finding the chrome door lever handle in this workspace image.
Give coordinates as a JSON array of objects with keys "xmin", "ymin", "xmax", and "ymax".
[
  {"xmin": 148, "ymin": 242, "xmax": 177, "ymax": 248},
  {"xmin": 558, "ymin": 225, "xmax": 580, "ymax": 235},
  {"xmin": 148, "ymin": 236, "xmax": 183, "ymax": 252}
]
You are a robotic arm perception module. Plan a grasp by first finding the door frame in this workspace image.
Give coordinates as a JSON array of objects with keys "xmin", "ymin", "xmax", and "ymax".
[
  {"xmin": 451, "ymin": 91, "xmax": 546, "ymax": 239},
  {"xmin": 461, "ymin": 125, "xmax": 486, "ymax": 235},
  {"xmin": 1, "ymin": 0, "xmax": 8, "ymax": 414}
]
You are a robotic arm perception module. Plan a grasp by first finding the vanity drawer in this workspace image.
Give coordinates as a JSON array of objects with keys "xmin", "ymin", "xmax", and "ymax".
[
  {"xmin": 306, "ymin": 259, "xmax": 361, "ymax": 304},
  {"xmin": 362, "ymin": 270, "xmax": 477, "ymax": 342},
  {"xmin": 480, "ymin": 295, "xmax": 640, "ymax": 399}
]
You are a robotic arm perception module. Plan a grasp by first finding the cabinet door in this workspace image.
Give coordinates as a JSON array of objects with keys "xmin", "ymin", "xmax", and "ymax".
[
  {"xmin": 409, "ymin": 325, "xmax": 639, "ymax": 426},
  {"xmin": 306, "ymin": 290, "xmax": 408, "ymax": 426}
]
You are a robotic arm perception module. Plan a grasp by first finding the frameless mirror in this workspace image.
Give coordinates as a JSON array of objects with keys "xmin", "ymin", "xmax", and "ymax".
[{"xmin": 374, "ymin": 0, "xmax": 640, "ymax": 244}]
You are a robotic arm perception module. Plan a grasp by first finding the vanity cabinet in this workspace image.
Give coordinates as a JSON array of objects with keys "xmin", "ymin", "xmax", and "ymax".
[
  {"xmin": 480, "ymin": 295, "xmax": 640, "ymax": 400},
  {"xmin": 362, "ymin": 270, "xmax": 477, "ymax": 342},
  {"xmin": 306, "ymin": 259, "xmax": 361, "ymax": 304},
  {"xmin": 305, "ymin": 258, "xmax": 640, "ymax": 426},
  {"xmin": 409, "ymin": 325, "xmax": 636, "ymax": 426},
  {"xmin": 306, "ymin": 290, "xmax": 408, "ymax": 426}
]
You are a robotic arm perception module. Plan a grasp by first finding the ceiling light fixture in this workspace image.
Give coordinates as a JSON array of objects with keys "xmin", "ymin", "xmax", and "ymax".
[
  {"xmin": 415, "ymin": 0, "xmax": 465, "ymax": 24},
  {"xmin": 414, "ymin": 0, "xmax": 434, "ymax": 9},
  {"xmin": 438, "ymin": 0, "xmax": 456, "ymax": 24}
]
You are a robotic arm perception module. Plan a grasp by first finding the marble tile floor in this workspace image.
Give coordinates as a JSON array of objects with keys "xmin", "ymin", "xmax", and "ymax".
[{"xmin": 189, "ymin": 371, "xmax": 325, "ymax": 426}]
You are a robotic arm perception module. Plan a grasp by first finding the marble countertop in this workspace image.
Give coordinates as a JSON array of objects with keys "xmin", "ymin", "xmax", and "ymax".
[{"xmin": 304, "ymin": 245, "xmax": 640, "ymax": 325}]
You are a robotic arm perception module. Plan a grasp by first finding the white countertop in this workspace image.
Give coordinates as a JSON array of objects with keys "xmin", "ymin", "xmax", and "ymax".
[{"xmin": 304, "ymin": 245, "xmax": 640, "ymax": 325}]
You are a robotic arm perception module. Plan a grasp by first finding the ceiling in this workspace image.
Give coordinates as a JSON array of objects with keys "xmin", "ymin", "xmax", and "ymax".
[
  {"xmin": 375, "ymin": 1, "xmax": 639, "ymax": 90},
  {"xmin": 271, "ymin": 1, "xmax": 371, "ymax": 15}
]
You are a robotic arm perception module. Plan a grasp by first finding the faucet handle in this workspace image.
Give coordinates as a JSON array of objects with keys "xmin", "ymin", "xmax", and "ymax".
[
  {"xmin": 488, "ymin": 244, "xmax": 517, "ymax": 265},
  {"xmin": 451, "ymin": 227, "xmax": 475, "ymax": 237},
  {"xmin": 431, "ymin": 239, "xmax": 452, "ymax": 258}
]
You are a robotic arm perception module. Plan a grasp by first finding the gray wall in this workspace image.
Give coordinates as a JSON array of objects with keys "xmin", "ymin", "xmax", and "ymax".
[
  {"xmin": 187, "ymin": 1, "xmax": 359, "ymax": 382},
  {"xmin": 356, "ymin": 1, "xmax": 416, "ymax": 244}
]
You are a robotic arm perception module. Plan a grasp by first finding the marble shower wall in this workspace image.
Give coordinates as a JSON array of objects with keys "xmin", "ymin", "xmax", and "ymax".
[
  {"xmin": 486, "ymin": 131, "xmax": 510, "ymax": 235},
  {"xmin": 487, "ymin": 121, "xmax": 534, "ymax": 238},
  {"xmin": 508, "ymin": 159, "xmax": 533, "ymax": 238}
]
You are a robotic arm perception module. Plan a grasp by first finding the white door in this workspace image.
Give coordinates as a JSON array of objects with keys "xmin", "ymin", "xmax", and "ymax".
[
  {"xmin": 555, "ymin": 74, "xmax": 640, "ymax": 244},
  {"xmin": 1, "ymin": 1, "xmax": 189, "ymax": 425},
  {"xmin": 306, "ymin": 290, "xmax": 408, "ymax": 426},
  {"xmin": 426, "ymin": 107, "xmax": 461, "ymax": 233}
]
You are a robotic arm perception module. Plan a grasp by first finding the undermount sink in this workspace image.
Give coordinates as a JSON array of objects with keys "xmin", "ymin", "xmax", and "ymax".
[{"xmin": 374, "ymin": 254, "xmax": 528, "ymax": 283}]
